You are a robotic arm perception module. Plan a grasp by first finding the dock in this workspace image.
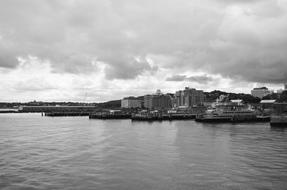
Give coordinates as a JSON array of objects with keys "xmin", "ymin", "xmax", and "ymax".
[
  {"xmin": 45, "ymin": 112, "xmax": 90, "ymax": 117},
  {"xmin": 131, "ymin": 113, "xmax": 196, "ymax": 121}
]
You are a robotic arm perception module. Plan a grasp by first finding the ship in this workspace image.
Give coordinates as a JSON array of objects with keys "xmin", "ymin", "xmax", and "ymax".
[
  {"xmin": 195, "ymin": 100, "xmax": 269, "ymax": 123},
  {"xmin": 195, "ymin": 109, "xmax": 259, "ymax": 123}
]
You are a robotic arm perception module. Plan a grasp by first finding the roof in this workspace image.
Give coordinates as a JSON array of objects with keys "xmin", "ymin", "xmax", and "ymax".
[
  {"xmin": 253, "ymin": 87, "xmax": 268, "ymax": 90},
  {"xmin": 230, "ymin": 99, "xmax": 243, "ymax": 103},
  {"xmin": 260, "ymin": 100, "xmax": 276, "ymax": 104},
  {"xmin": 123, "ymin": 96, "xmax": 137, "ymax": 100}
]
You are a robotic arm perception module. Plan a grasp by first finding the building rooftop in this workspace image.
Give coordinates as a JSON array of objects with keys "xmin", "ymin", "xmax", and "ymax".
[
  {"xmin": 253, "ymin": 87, "xmax": 268, "ymax": 90},
  {"xmin": 230, "ymin": 99, "xmax": 243, "ymax": 103},
  {"xmin": 260, "ymin": 100, "xmax": 276, "ymax": 104},
  {"xmin": 123, "ymin": 96, "xmax": 138, "ymax": 100}
]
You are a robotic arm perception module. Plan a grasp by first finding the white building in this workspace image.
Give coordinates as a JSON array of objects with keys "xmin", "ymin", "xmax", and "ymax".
[
  {"xmin": 231, "ymin": 99, "xmax": 244, "ymax": 105},
  {"xmin": 121, "ymin": 97, "xmax": 141, "ymax": 108},
  {"xmin": 251, "ymin": 87, "xmax": 272, "ymax": 99}
]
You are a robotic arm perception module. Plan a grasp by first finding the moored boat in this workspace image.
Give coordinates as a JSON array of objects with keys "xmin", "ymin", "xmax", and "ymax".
[
  {"xmin": 195, "ymin": 110, "xmax": 258, "ymax": 123},
  {"xmin": 195, "ymin": 100, "xmax": 267, "ymax": 123}
]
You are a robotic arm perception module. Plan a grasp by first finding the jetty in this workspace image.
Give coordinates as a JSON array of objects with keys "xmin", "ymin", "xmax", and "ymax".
[
  {"xmin": 131, "ymin": 110, "xmax": 196, "ymax": 121},
  {"xmin": 45, "ymin": 112, "xmax": 90, "ymax": 117},
  {"xmin": 89, "ymin": 110, "xmax": 131, "ymax": 119}
]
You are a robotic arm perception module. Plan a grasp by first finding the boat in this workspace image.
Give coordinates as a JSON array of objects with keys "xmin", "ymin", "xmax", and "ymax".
[
  {"xmin": 195, "ymin": 110, "xmax": 257, "ymax": 123},
  {"xmin": 195, "ymin": 101, "xmax": 262, "ymax": 123}
]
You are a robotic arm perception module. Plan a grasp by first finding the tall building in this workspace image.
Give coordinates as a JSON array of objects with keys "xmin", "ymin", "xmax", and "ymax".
[
  {"xmin": 143, "ymin": 95, "xmax": 153, "ymax": 109},
  {"xmin": 143, "ymin": 90, "xmax": 172, "ymax": 110},
  {"xmin": 121, "ymin": 97, "xmax": 142, "ymax": 108},
  {"xmin": 175, "ymin": 87, "xmax": 205, "ymax": 107},
  {"xmin": 251, "ymin": 87, "xmax": 271, "ymax": 99}
]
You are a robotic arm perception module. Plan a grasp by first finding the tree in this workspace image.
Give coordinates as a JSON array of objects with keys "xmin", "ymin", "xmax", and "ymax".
[{"xmin": 262, "ymin": 93, "xmax": 278, "ymax": 100}]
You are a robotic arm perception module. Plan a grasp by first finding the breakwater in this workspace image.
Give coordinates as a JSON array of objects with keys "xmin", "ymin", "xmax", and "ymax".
[
  {"xmin": 88, "ymin": 112, "xmax": 197, "ymax": 121},
  {"xmin": 131, "ymin": 113, "xmax": 196, "ymax": 121},
  {"xmin": 44, "ymin": 112, "xmax": 90, "ymax": 117},
  {"xmin": 89, "ymin": 113, "xmax": 131, "ymax": 119}
]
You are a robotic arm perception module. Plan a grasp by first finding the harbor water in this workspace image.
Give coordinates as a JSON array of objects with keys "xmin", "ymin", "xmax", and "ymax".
[{"xmin": 1, "ymin": 113, "xmax": 287, "ymax": 190}]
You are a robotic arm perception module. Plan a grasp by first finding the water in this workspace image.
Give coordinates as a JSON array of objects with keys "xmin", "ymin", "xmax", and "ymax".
[{"xmin": 0, "ymin": 113, "xmax": 287, "ymax": 190}]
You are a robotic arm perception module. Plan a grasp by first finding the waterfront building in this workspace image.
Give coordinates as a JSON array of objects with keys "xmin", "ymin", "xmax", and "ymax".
[
  {"xmin": 121, "ymin": 97, "xmax": 142, "ymax": 108},
  {"xmin": 168, "ymin": 93, "xmax": 177, "ymax": 108},
  {"xmin": 251, "ymin": 87, "xmax": 272, "ymax": 99},
  {"xmin": 273, "ymin": 103, "xmax": 287, "ymax": 114},
  {"xmin": 216, "ymin": 95, "xmax": 228, "ymax": 103},
  {"xmin": 230, "ymin": 99, "xmax": 244, "ymax": 106},
  {"xmin": 175, "ymin": 87, "xmax": 205, "ymax": 107},
  {"xmin": 260, "ymin": 99, "xmax": 276, "ymax": 111},
  {"xmin": 143, "ymin": 90, "xmax": 172, "ymax": 110}
]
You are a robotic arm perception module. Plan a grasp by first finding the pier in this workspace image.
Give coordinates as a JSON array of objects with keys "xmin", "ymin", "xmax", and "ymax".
[{"xmin": 45, "ymin": 112, "xmax": 90, "ymax": 117}]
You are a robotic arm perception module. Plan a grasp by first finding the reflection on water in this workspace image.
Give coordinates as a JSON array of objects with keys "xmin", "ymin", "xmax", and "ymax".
[{"xmin": 0, "ymin": 113, "xmax": 287, "ymax": 190}]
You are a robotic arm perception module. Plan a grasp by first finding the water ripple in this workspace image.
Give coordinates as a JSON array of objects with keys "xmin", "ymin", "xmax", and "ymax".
[{"xmin": 0, "ymin": 114, "xmax": 287, "ymax": 190}]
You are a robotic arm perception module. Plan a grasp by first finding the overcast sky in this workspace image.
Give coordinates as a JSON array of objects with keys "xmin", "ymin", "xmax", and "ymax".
[{"xmin": 0, "ymin": 0, "xmax": 286, "ymax": 102}]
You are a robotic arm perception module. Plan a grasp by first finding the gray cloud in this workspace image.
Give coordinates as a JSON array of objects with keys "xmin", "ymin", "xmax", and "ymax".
[
  {"xmin": 0, "ymin": 0, "xmax": 286, "ymax": 83},
  {"xmin": 166, "ymin": 75, "xmax": 187, "ymax": 82},
  {"xmin": 216, "ymin": 0, "xmax": 264, "ymax": 3},
  {"xmin": 0, "ymin": 51, "xmax": 18, "ymax": 68},
  {"xmin": 166, "ymin": 74, "xmax": 214, "ymax": 84},
  {"xmin": 104, "ymin": 57, "xmax": 158, "ymax": 79}
]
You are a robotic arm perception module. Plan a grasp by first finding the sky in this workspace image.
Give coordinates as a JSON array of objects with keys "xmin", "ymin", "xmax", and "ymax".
[{"xmin": 0, "ymin": 0, "xmax": 286, "ymax": 102}]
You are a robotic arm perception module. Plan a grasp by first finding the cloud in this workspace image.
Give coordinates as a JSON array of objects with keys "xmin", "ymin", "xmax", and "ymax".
[
  {"xmin": 216, "ymin": 0, "xmax": 264, "ymax": 4},
  {"xmin": 204, "ymin": 1, "xmax": 287, "ymax": 83},
  {"xmin": 103, "ymin": 56, "xmax": 158, "ymax": 79},
  {"xmin": 0, "ymin": 0, "xmax": 287, "ymax": 101},
  {"xmin": 166, "ymin": 75, "xmax": 187, "ymax": 82},
  {"xmin": 166, "ymin": 74, "xmax": 214, "ymax": 84}
]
